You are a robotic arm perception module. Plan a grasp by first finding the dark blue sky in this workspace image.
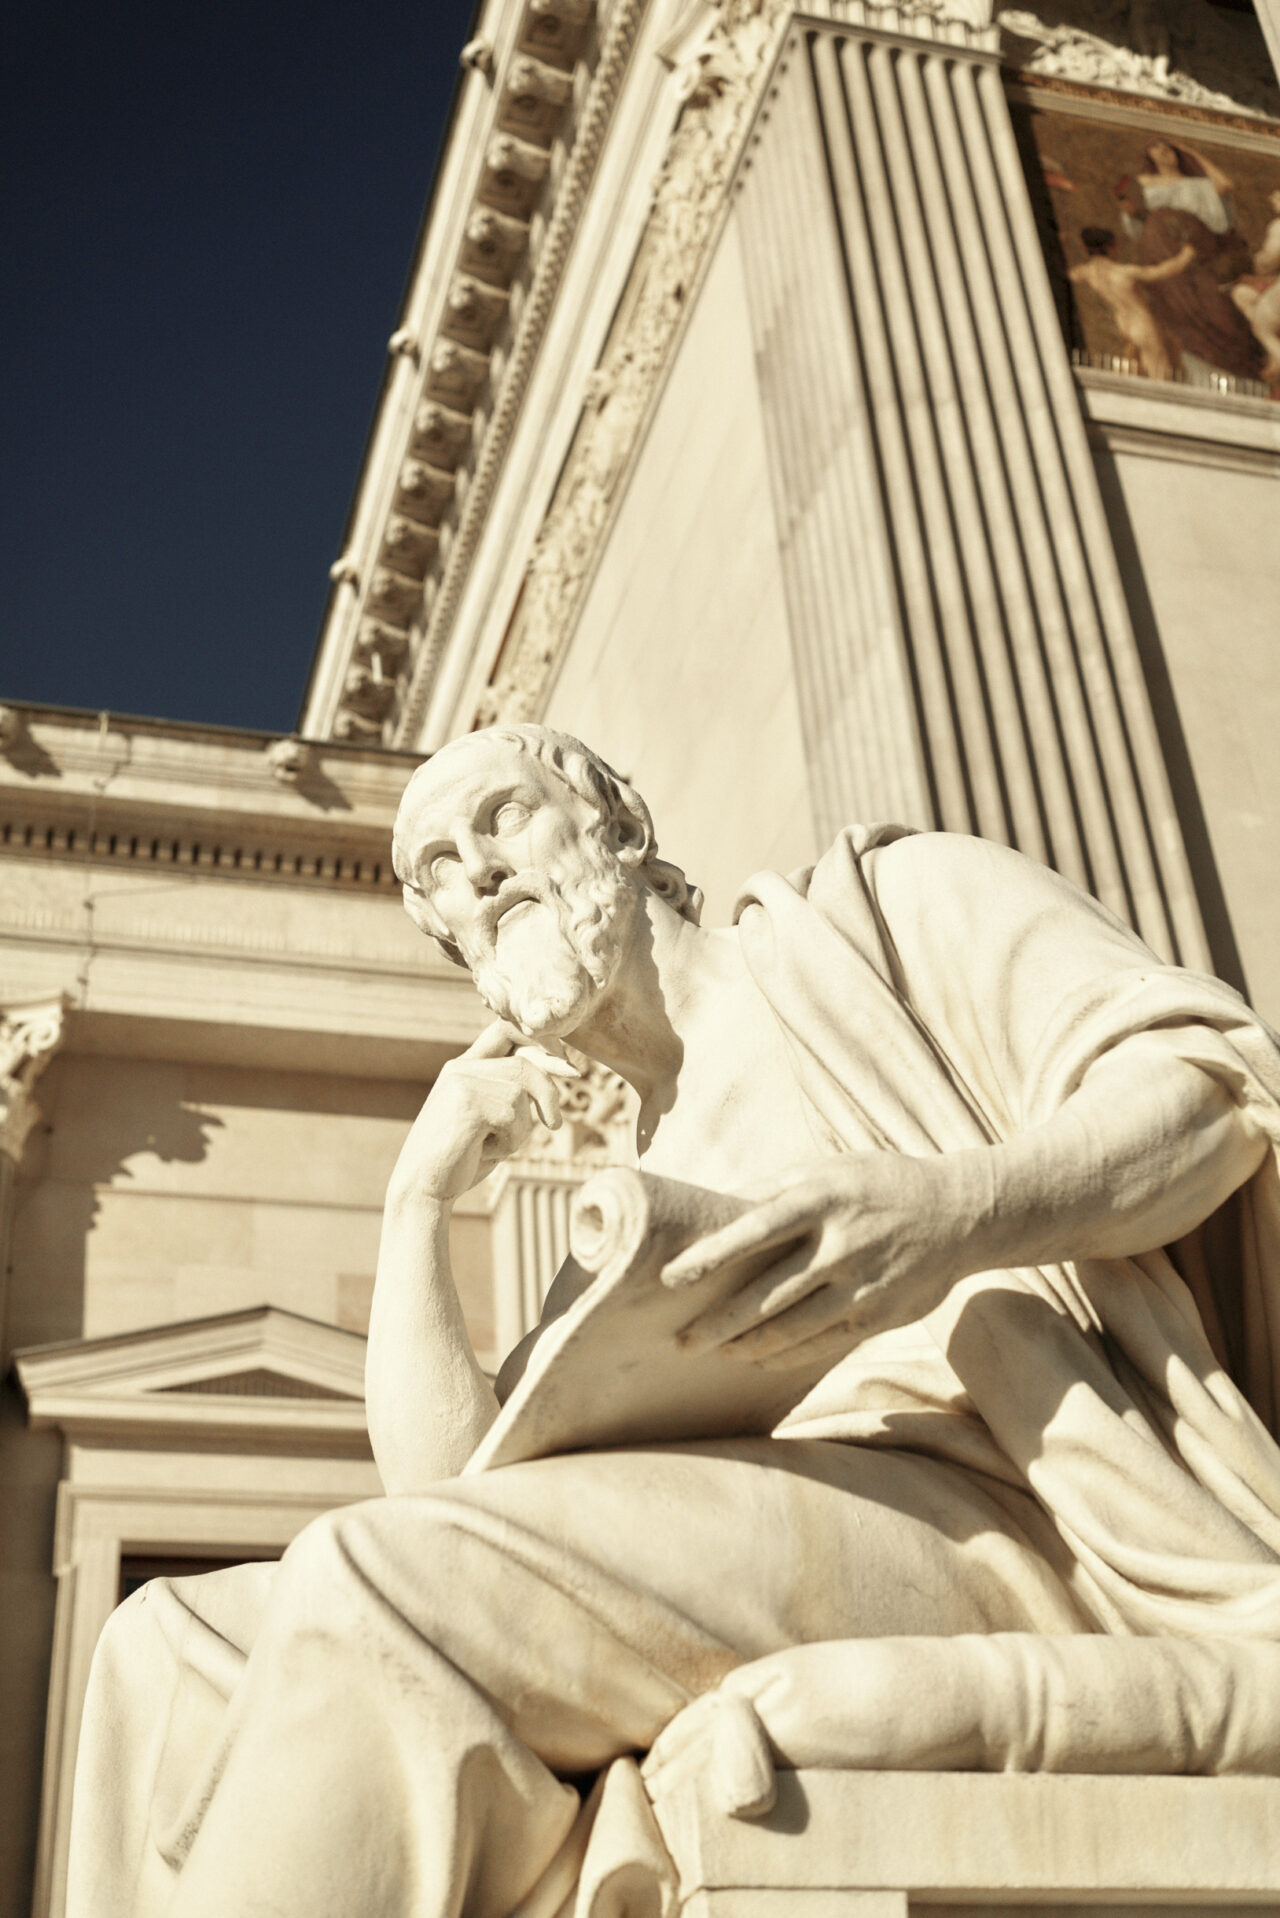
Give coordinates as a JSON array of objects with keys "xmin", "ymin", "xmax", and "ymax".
[{"xmin": 2, "ymin": 0, "xmax": 477, "ymax": 733}]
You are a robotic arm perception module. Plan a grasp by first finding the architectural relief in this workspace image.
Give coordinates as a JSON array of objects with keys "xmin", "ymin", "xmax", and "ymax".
[
  {"xmin": 314, "ymin": 0, "xmax": 635, "ymax": 751},
  {"xmin": 66, "ymin": 726, "xmax": 1280, "ymax": 1914},
  {"xmin": 474, "ymin": 0, "xmax": 1002, "ymax": 730},
  {"xmin": 0, "ymin": 997, "xmax": 67, "ymax": 1165},
  {"xmin": 999, "ymin": 0, "xmax": 1280, "ymax": 122},
  {"xmin": 475, "ymin": 0, "xmax": 794, "ymax": 726}
]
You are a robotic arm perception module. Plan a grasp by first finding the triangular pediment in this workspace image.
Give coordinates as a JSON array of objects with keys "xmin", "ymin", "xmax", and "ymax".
[{"xmin": 15, "ymin": 1308, "xmax": 369, "ymax": 1447}]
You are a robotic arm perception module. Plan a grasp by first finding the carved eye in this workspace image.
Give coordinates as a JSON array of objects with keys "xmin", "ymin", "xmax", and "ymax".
[
  {"xmin": 429, "ymin": 850, "xmax": 460, "ymax": 885},
  {"xmin": 492, "ymin": 800, "xmax": 531, "ymax": 835}
]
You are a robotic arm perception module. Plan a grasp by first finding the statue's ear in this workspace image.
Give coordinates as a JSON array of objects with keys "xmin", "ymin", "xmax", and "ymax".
[
  {"xmin": 401, "ymin": 884, "xmax": 467, "ymax": 968},
  {"xmin": 607, "ymin": 784, "xmax": 655, "ymax": 870}
]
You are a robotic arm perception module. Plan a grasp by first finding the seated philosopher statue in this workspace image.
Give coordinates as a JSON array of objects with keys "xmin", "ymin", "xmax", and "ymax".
[{"xmin": 68, "ymin": 724, "xmax": 1280, "ymax": 1918}]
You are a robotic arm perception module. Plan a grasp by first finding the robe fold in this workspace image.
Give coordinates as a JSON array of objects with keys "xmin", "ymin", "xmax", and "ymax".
[
  {"xmin": 66, "ymin": 826, "xmax": 1280, "ymax": 1918},
  {"xmin": 741, "ymin": 826, "xmax": 1280, "ymax": 1633}
]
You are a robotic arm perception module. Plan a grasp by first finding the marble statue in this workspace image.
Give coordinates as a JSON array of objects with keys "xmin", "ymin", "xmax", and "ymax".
[{"xmin": 68, "ymin": 725, "xmax": 1280, "ymax": 1917}]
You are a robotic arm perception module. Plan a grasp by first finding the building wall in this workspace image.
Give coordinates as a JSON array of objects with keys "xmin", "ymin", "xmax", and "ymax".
[
  {"xmin": 544, "ymin": 223, "xmax": 817, "ymax": 926},
  {"xmin": 1095, "ymin": 436, "xmax": 1280, "ymax": 1023},
  {"xmin": 0, "ymin": 1045, "xmax": 496, "ymax": 1918},
  {"xmin": 8, "ymin": 1054, "xmax": 492, "ymax": 1357}
]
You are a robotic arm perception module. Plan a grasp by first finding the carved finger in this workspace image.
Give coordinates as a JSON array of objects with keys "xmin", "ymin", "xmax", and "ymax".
[
  {"xmin": 660, "ymin": 1194, "xmax": 812, "ymax": 1290},
  {"xmin": 464, "ymin": 1020, "xmax": 522, "ymax": 1061},
  {"xmin": 676, "ymin": 1243, "xmax": 821, "ymax": 1351},
  {"xmin": 719, "ymin": 1286, "xmax": 849, "ymax": 1365}
]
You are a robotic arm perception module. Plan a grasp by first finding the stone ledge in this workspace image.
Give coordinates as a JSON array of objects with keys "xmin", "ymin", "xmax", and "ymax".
[{"xmin": 651, "ymin": 1769, "xmax": 1280, "ymax": 1909}]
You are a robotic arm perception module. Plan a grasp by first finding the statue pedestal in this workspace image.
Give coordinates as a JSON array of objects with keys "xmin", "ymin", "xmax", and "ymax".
[{"xmin": 649, "ymin": 1769, "xmax": 1280, "ymax": 1915}]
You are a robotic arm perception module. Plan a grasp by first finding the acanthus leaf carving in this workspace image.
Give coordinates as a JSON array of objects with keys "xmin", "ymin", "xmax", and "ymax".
[
  {"xmin": 998, "ymin": 0, "xmax": 1280, "ymax": 121},
  {"xmin": 477, "ymin": 0, "xmax": 795, "ymax": 726},
  {"xmin": 509, "ymin": 1049, "xmax": 637, "ymax": 1168},
  {"xmin": 0, "ymin": 997, "xmax": 68, "ymax": 1165}
]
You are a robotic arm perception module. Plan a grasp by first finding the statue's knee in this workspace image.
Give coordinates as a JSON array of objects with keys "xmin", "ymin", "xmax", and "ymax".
[{"xmin": 274, "ymin": 1499, "xmax": 387, "ymax": 1597}]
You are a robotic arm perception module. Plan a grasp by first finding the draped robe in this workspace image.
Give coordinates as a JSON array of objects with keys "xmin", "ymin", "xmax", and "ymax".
[
  {"xmin": 741, "ymin": 827, "xmax": 1280, "ymax": 1634},
  {"xmin": 66, "ymin": 827, "xmax": 1280, "ymax": 1918}
]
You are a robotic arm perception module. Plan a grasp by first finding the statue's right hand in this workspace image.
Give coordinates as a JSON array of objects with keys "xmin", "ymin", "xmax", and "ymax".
[{"xmin": 390, "ymin": 1021, "xmax": 581, "ymax": 1205}]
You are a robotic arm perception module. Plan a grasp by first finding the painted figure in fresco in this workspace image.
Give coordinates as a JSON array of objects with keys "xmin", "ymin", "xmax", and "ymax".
[
  {"xmin": 1069, "ymin": 227, "xmax": 1194, "ymax": 380},
  {"xmin": 1116, "ymin": 139, "xmax": 1265, "ymax": 382},
  {"xmin": 1231, "ymin": 184, "xmax": 1280, "ymax": 384}
]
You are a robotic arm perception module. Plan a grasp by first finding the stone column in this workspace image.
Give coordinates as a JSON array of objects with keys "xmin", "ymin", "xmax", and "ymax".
[
  {"xmin": 488, "ymin": 1162, "xmax": 586, "ymax": 1357},
  {"xmin": 734, "ymin": 12, "xmax": 1212, "ymax": 970},
  {"xmin": 0, "ymin": 998, "xmax": 67, "ymax": 1356},
  {"xmin": 485, "ymin": 1053, "xmax": 636, "ymax": 1358}
]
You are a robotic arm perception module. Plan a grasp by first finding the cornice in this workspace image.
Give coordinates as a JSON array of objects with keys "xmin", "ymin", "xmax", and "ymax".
[
  {"xmin": 470, "ymin": 0, "xmax": 1000, "ymax": 731},
  {"xmin": 0, "ymin": 701, "xmax": 419, "ymax": 896},
  {"xmin": 304, "ymin": 0, "xmax": 649, "ymax": 749},
  {"xmin": 16, "ymin": 1306, "xmax": 371, "ymax": 1452}
]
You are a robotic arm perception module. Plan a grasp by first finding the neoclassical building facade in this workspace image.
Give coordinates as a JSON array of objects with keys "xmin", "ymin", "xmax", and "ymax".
[{"xmin": 2, "ymin": 1, "xmax": 1279, "ymax": 1912}]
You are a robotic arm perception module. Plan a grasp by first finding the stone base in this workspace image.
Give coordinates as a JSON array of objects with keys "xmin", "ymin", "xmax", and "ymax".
[{"xmin": 649, "ymin": 1770, "xmax": 1280, "ymax": 1914}]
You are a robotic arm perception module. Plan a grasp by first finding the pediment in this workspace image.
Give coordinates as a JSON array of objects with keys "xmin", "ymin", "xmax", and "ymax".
[{"xmin": 15, "ymin": 1307, "xmax": 369, "ymax": 1449}]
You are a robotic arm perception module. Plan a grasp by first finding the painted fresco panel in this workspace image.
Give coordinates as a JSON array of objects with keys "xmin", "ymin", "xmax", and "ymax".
[{"xmin": 1013, "ymin": 80, "xmax": 1280, "ymax": 400}]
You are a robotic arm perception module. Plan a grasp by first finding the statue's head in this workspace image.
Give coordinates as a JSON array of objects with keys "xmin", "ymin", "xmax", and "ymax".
[{"xmin": 393, "ymin": 725, "xmax": 702, "ymax": 1040}]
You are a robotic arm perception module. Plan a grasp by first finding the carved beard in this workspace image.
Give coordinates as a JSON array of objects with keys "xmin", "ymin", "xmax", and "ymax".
[{"xmin": 466, "ymin": 836, "xmax": 634, "ymax": 1040}]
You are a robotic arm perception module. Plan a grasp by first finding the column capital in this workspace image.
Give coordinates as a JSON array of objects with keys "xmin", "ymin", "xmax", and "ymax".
[{"xmin": 0, "ymin": 995, "xmax": 69, "ymax": 1166}]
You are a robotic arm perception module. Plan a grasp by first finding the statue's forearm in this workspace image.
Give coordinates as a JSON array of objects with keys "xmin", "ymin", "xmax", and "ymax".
[
  {"xmin": 944, "ymin": 1047, "xmax": 1266, "ymax": 1279},
  {"xmin": 366, "ymin": 1189, "xmax": 498, "ymax": 1492}
]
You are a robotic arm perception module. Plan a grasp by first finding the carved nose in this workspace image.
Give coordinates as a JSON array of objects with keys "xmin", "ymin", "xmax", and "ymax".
[{"xmin": 456, "ymin": 826, "xmax": 509, "ymax": 894}]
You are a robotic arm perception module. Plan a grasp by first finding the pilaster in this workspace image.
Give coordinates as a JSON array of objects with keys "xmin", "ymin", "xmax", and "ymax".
[{"xmin": 734, "ymin": 16, "xmax": 1214, "ymax": 967}]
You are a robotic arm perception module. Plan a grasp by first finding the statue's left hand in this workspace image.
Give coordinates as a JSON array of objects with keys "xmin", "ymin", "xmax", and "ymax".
[{"xmin": 660, "ymin": 1154, "xmax": 958, "ymax": 1368}]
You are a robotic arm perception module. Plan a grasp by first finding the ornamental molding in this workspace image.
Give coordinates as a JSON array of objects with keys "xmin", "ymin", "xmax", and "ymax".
[
  {"xmin": 472, "ymin": 0, "xmax": 998, "ymax": 730},
  {"xmin": 998, "ymin": 0, "xmax": 1280, "ymax": 121},
  {"xmin": 15, "ymin": 1306, "xmax": 371, "ymax": 1452},
  {"xmin": 0, "ymin": 995, "xmax": 68, "ymax": 1165},
  {"xmin": 513, "ymin": 1048, "xmax": 637, "ymax": 1167},
  {"xmin": 313, "ymin": 0, "xmax": 649, "ymax": 751}
]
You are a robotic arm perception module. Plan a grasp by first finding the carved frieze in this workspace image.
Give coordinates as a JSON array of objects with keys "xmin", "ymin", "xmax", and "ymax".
[
  {"xmin": 477, "ymin": 0, "xmax": 798, "ymax": 726},
  {"xmin": 318, "ymin": 0, "xmax": 596, "ymax": 749},
  {"xmin": 998, "ymin": 0, "xmax": 1280, "ymax": 121},
  {"xmin": 0, "ymin": 997, "xmax": 67, "ymax": 1165}
]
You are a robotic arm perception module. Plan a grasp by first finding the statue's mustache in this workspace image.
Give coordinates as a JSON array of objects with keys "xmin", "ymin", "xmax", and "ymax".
[{"xmin": 475, "ymin": 876, "xmax": 558, "ymax": 953}]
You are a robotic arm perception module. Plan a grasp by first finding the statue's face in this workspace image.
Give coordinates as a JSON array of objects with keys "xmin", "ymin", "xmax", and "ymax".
[{"xmin": 399, "ymin": 736, "xmax": 637, "ymax": 1039}]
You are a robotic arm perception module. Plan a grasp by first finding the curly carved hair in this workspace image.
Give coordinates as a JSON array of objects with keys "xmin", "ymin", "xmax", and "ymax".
[{"xmin": 392, "ymin": 725, "xmax": 703, "ymax": 966}]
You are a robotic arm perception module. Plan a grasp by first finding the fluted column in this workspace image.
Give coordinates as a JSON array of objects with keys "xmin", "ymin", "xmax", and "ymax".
[
  {"xmin": 735, "ymin": 18, "xmax": 1212, "ymax": 968},
  {"xmin": 488, "ymin": 1162, "xmax": 584, "ymax": 1357},
  {"xmin": 0, "ymin": 998, "xmax": 66, "ymax": 1355}
]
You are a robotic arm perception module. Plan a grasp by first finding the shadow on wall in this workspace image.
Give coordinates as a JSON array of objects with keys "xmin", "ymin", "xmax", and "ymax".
[
  {"xmin": 1090, "ymin": 450, "xmax": 1248, "ymax": 1001},
  {"xmin": 0, "ymin": 1061, "xmax": 226, "ymax": 1915},
  {"xmin": 7, "ymin": 1055, "xmax": 226, "ymax": 1352}
]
